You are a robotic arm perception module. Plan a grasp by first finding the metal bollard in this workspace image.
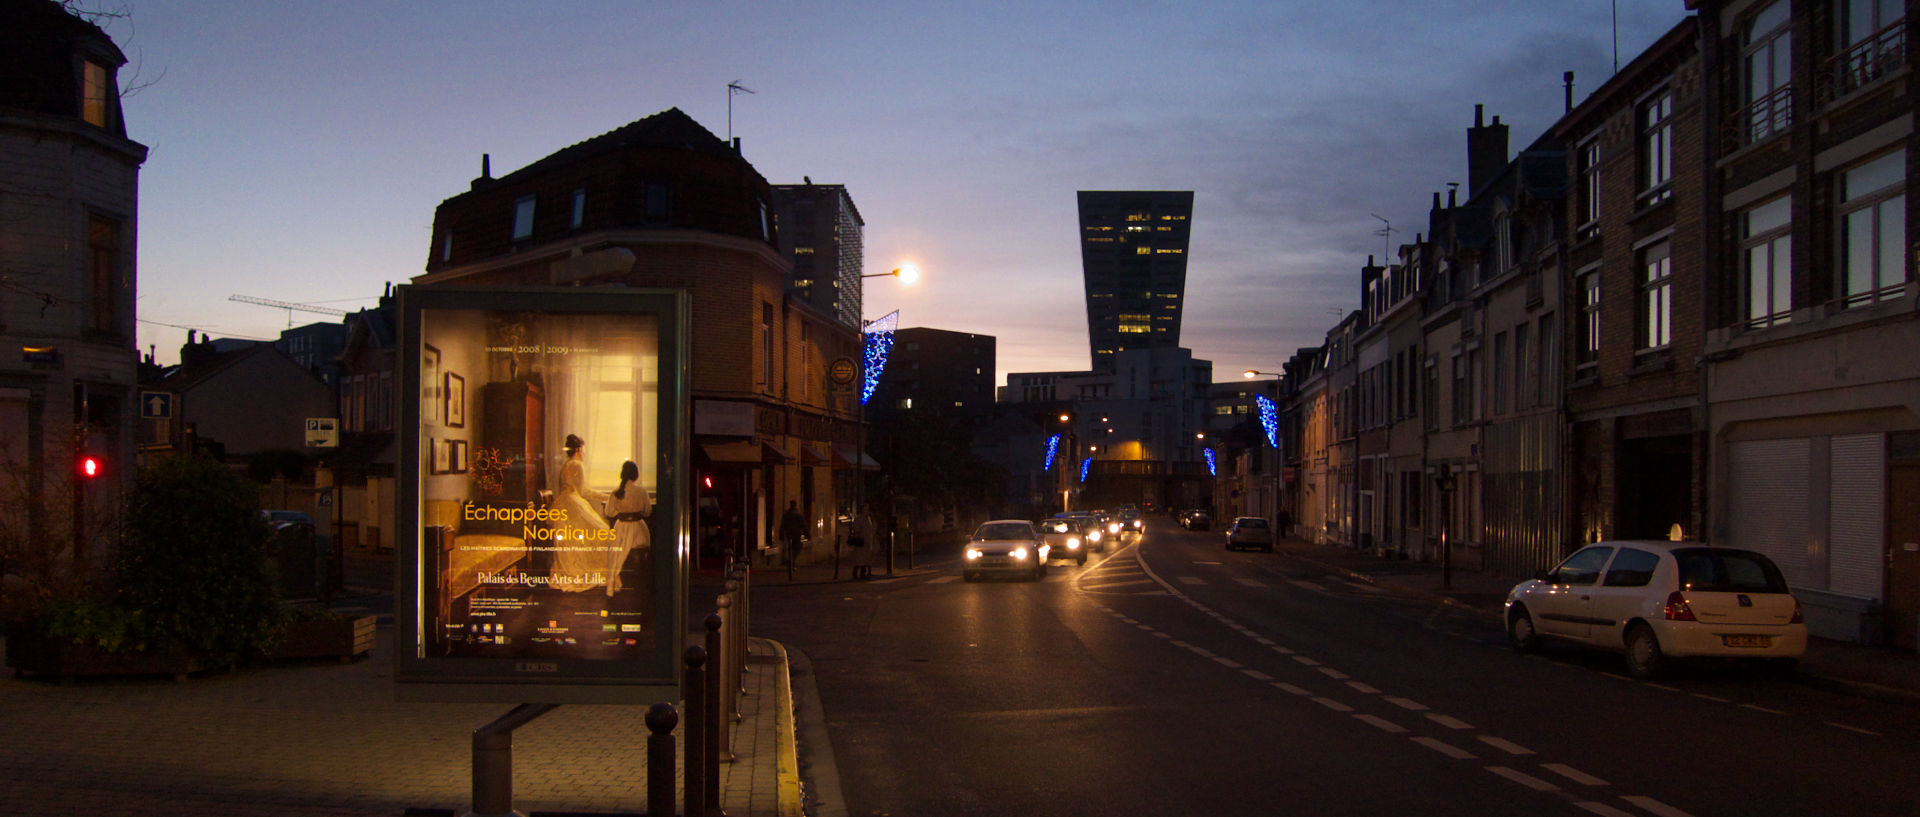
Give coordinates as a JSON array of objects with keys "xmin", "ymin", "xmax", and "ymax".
[
  {"xmin": 468, "ymin": 703, "xmax": 558, "ymax": 817},
  {"xmin": 705, "ymin": 611, "xmax": 726, "ymax": 812},
  {"xmin": 722, "ymin": 576, "xmax": 742, "ymax": 694},
  {"xmin": 646, "ymin": 703, "xmax": 678, "ymax": 817},
  {"xmin": 733, "ymin": 565, "xmax": 750, "ymax": 680},
  {"xmin": 683, "ymin": 645, "xmax": 708, "ymax": 817}
]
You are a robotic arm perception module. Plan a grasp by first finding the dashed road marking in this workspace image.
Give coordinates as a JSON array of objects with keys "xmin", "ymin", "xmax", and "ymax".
[
  {"xmin": 1134, "ymin": 624, "xmax": 1155, "ymax": 631},
  {"xmin": 928, "ymin": 576, "xmax": 958, "ymax": 584},
  {"xmin": 1152, "ymin": 632, "xmax": 1172, "ymax": 639},
  {"xmin": 1619, "ymin": 795, "xmax": 1697, "ymax": 817},
  {"xmin": 1574, "ymin": 802, "xmax": 1638, "ymax": 817},
  {"xmin": 1739, "ymin": 704, "xmax": 1786, "ymax": 715},
  {"xmin": 1274, "ymin": 682, "xmax": 1310, "ymax": 696},
  {"xmin": 1241, "ymin": 669, "xmax": 1274, "ymax": 681},
  {"xmin": 1542, "ymin": 763, "xmax": 1608, "ymax": 786},
  {"xmin": 1410, "ymin": 736, "xmax": 1476, "ymax": 760},
  {"xmin": 1311, "ymin": 697, "xmax": 1354, "ymax": 712},
  {"xmin": 1289, "ymin": 580, "xmax": 1326, "ymax": 591},
  {"xmin": 1212, "ymin": 656, "xmax": 1243, "ymax": 668},
  {"xmin": 1353, "ymin": 714, "xmax": 1406, "ymax": 733},
  {"xmin": 1478, "ymin": 736, "xmax": 1534, "ymax": 755},
  {"xmin": 1177, "ymin": 576, "xmax": 1206, "ymax": 586},
  {"xmin": 1691, "ymin": 693, "xmax": 1729, "ymax": 703},
  {"xmin": 1488, "ymin": 766, "xmax": 1558, "ymax": 792},
  {"xmin": 1426, "ymin": 714, "xmax": 1473, "ymax": 730},
  {"xmin": 1252, "ymin": 636, "xmax": 1276, "ymax": 646},
  {"xmin": 1292, "ymin": 656, "xmax": 1320, "ymax": 666},
  {"xmin": 1384, "ymin": 697, "xmax": 1428, "ymax": 711},
  {"xmin": 1234, "ymin": 578, "xmax": 1267, "ymax": 587},
  {"xmin": 1346, "ymin": 681, "xmax": 1379, "ymax": 694},
  {"xmin": 1269, "ymin": 644, "xmax": 1296, "ymax": 655},
  {"xmin": 1317, "ymin": 667, "xmax": 1349, "ymax": 680},
  {"xmin": 1646, "ymin": 683, "xmax": 1681, "ymax": 692},
  {"xmin": 1828, "ymin": 722, "xmax": 1882, "ymax": 736}
]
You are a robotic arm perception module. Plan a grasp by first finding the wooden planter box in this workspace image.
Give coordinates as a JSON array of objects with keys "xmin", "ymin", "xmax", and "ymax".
[
  {"xmin": 270, "ymin": 614, "xmax": 377, "ymax": 662},
  {"xmin": 5, "ymin": 632, "xmax": 202, "ymax": 682}
]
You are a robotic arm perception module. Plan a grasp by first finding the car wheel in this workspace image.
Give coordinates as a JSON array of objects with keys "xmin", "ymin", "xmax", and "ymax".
[
  {"xmin": 1506, "ymin": 606, "xmax": 1540, "ymax": 653},
  {"xmin": 1625, "ymin": 623, "xmax": 1666, "ymax": 679},
  {"xmin": 1077, "ymin": 553, "xmax": 1088, "ymax": 566}
]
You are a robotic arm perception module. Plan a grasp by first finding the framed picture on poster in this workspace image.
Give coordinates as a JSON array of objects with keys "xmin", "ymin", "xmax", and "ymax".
[
  {"xmin": 444, "ymin": 371, "xmax": 465, "ymax": 428},
  {"xmin": 422, "ymin": 344, "xmax": 442, "ymax": 425}
]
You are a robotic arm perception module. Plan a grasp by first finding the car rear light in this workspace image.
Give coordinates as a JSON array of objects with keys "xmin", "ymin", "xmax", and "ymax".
[
  {"xmin": 1790, "ymin": 598, "xmax": 1803, "ymax": 624},
  {"xmin": 1664, "ymin": 591, "xmax": 1696, "ymax": 621}
]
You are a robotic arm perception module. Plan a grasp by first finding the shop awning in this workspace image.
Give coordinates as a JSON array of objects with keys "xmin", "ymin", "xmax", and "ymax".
[
  {"xmin": 833, "ymin": 443, "xmax": 881, "ymax": 471},
  {"xmin": 801, "ymin": 444, "xmax": 832, "ymax": 467},
  {"xmin": 700, "ymin": 441, "xmax": 794, "ymax": 464}
]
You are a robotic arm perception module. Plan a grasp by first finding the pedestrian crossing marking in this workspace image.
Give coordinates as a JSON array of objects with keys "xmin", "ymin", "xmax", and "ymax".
[{"xmin": 1177, "ymin": 576, "xmax": 1206, "ymax": 586}]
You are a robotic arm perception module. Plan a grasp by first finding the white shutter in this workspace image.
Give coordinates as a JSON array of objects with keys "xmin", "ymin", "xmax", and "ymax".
[
  {"xmin": 1828, "ymin": 434, "xmax": 1885, "ymax": 599},
  {"xmin": 1728, "ymin": 439, "xmax": 1811, "ymax": 588}
]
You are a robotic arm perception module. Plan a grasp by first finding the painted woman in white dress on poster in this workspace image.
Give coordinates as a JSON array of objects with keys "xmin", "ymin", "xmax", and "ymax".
[
  {"xmin": 602, "ymin": 460, "xmax": 651, "ymax": 597},
  {"xmin": 550, "ymin": 433, "xmax": 611, "ymax": 590}
]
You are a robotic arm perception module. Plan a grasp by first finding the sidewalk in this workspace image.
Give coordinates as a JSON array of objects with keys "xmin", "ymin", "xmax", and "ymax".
[
  {"xmin": 1269, "ymin": 534, "xmax": 1920, "ymax": 705},
  {"xmin": 2, "ymin": 626, "xmax": 803, "ymax": 817}
]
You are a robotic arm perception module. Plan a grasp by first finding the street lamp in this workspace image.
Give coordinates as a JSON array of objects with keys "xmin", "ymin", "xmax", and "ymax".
[
  {"xmin": 863, "ymin": 263, "xmax": 920, "ymax": 285},
  {"xmin": 1243, "ymin": 369, "xmax": 1280, "ymax": 379},
  {"xmin": 857, "ymin": 266, "xmax": 920, "ymax": 575}
]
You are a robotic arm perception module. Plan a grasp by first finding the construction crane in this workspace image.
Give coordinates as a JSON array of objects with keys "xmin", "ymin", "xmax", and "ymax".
[{"xmin": 229, "ymin": 294, "xmax": 348, "ymax": 327}]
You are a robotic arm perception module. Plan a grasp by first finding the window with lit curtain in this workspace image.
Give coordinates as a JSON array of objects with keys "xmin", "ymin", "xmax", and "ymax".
[
  {"xmin": 1578, "ymin": 271, "xmax": 1601, "ymax": 368},
  {"xmin": 1639, "ymin": 90, "xmax": 1673, "ymax": 204},
  {"xmin": 1741, "ymin": 195, "xmax": 1792, "ymax": 327},
  {"xmin": 81, "ymin": 60, "xmax": 110, "ymax": 128},
  {"xmin": 1639, "ymin": 242, "xmax": 1672, "ymax": 350},
  {"xmin": 1839, "ymin": 150, "xmax": 1907, "ymax": 308}
]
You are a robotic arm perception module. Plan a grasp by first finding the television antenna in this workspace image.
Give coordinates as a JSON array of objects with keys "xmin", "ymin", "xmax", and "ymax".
[
  {"xmin": 727, "ymin": 80, "xmax": 756, "ymax": 143},
  {"xmin": 229, "ymin": 294, "xmax": 347, "ymax": 327},
  {"xmin": 1369, "ymin": 213, "xmax": 1397, "ymax": 263}
]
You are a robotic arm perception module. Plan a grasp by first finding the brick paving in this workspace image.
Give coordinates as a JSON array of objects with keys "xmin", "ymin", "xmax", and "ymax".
[{"xmin": 1, "ymin": 631, "xmax": 799, "ymax": 817}]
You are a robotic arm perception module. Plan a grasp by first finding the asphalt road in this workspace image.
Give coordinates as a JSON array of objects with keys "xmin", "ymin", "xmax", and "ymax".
[{"xmin": 755, "ymin": 518, "xmax": 1920, "ymax": 817}]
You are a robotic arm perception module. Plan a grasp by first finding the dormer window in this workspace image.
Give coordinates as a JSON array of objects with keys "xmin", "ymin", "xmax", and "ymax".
[
  {"xmin": 81, "ymin": 59, "xmax": 111, "ymax": 128},
  {"xmin": 512, "ymin": 195, "xmax": 535, "ymax": 241}
]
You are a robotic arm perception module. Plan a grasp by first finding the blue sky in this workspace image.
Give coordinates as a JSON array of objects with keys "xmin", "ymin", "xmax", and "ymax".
[{"xmin": 111, "ymin": 0, "xmax": 1688, "ymax": 382}]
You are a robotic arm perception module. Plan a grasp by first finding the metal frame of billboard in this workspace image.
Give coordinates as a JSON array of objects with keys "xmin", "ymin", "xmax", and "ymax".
[{"xmin": 393, "ymin": 285, "xmax": 689, "ymax": 704}]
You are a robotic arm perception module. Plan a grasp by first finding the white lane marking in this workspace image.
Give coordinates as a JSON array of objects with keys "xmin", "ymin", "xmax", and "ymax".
[
  {"xmin": 1084, "ymin": 579, "xmax": 1156, "ymax": 589},
  {"xmin": 1192, "ymin": 561, "xmax": 1223, "ymax": 565},
  {"xmin": 1311, "ymin": 697, "xmax": 1354, "ymax": 712},
  {"xmin": 1274, "ymin": 682, "xmax": 1310, "ymax": 696},
  {"xmin": 1541, "ymin": 763, "xmax": 1608, "ymax": 786},
  {"xmin": 1118, "ymin": 617, "xmax": 1138, "ymax": 624},
  {"xmin": 1646, "ymin": 683, "xmax": 1680, "ymax": 692},
  {"xmin": 1353, "ymin": 714, "xmax": 1406, "ymax": 733},
  {"xmin": 928, "ymin": 576, "xmax": 959, "ymax": 584},
  {"xmin": 1289, "ymin": 579, "xmax": 1326, "ymax": 591},
  {"xmin": 1600, "ymin": 672, "xmax": 1634, "ymax": 682},
  {"xmin": 1691, "ymin": 693, "xmax": 1729, "ymax": 703},
  {"xmin": 1317, "ymin": 667, "xmax": 1350, "ymax": 680},
  {"xmin": 1338, "ymin": 579, "xmax": 1386, "ymax": 593},
  {"xmin": 1252, "ymin": 636, "xmax": 1276, "ymax": 645},
  {"xmin": 1187, "ymin": 646, "xmax": 1217, "ymax": 658},
  {"xmin": 1134, "ymin": 624, "xmax": 1155, "ymax": 631},
  {"xmin": 1170, "ymin": 640, "xmax": 1192, "ymax": 649},
  {"xmin": 1620, "ymin": 796, "xmax": 1697, "ymax": 817},
  {"xmin": 1292, "ymin": 656, "xmax": 1320, "ymax": 666},
  {"xmin": 1739, "ymin": 703, "xmax": 1786, "ymax": 715},
  {"xmin": 1384, "ymin": 697, "xmax": 1428, "ymax": 711},
  {"xmin": 1828, "ymin": 722, "xmax": 1883, "ymax": 736},
  {"xmin": 1410, "ymin": 736, "xmax": 1476, "ymax": 760},
  {"xmin": 1234, "ymin": 578, "xmax": 1267, "ymax": 587},
  {"xmin": 1178, "ymin": 576, "xmax": 1206, "ymax": 586},
  {"xmin": 1477, "ymin": 736, "xmax": 1535, "ymax": 755},
  {"xmin": 1212, "ymin": 657, "xmax": 1243, "ymax": 668},
  {"xmin": 1045, "ymin": 572, "xmax": 1071, "ymax": 582},
  {"xmin": 1269, "ymin": 644, "xmax": 1296, "ymax": 655},
  {"xmin": 1575, "ymin": 803, "xmax": 1638, "ymax": 817},
  {"xmin": 1426, "ymin": 714, "xmax": 1473, "ymax": 730},
  {"xmin": 1346, "ymin": 681, "xmax": 1380, "ymax": 694},
  {"xmin": 1488, "ymin": 766, "xmax": 1558, "ymax": 792},
  {"xmin": 1241, "ymin": 669, "xmax": 1274, "ymax": 681},
  {"xmin": 1152, "ymin": 632, "xmax": 1172, "ymax": 639}
]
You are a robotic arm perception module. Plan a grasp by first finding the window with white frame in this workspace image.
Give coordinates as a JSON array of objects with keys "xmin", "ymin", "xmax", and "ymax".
[
  {"xmin": 512, "ymin": 195, "xmax": 536, "ymax": 241},
  {"xmin": 1639, "ymin": 90, "xmax": 1673, "ymax": 204},
  {"xmin": 1577, "ymin": 271, "xmax": 1601, "ymax": 370},
  {"xmin": 1742, "ymin": 0, "xmax": 1793, "ymax": 143},
  {"xmin": 1578, "ymin": 137, "xmax": 1603, "ymax": 235},
  {"xmin": 1839, "ymin": 150, "xmax": 1907, "ymax": 308},
  {"xmin": 1640, "ymin": 242, "xmax": 1673, "ymax": 349},
  {"xmin": 1742, "ymin": 195, "xmax": 1793, "ymax": 327}
]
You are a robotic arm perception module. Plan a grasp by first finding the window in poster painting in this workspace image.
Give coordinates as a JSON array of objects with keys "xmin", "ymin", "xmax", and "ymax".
[{"xmin": 543, "ymin": 321, "xmax": 660, "ymax": 498}]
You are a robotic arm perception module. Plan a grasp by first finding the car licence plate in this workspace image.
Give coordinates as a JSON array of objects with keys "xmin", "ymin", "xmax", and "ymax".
[{"xmin": 1722, "ymin": 635, "xmax": 1771, "ymax": 648}]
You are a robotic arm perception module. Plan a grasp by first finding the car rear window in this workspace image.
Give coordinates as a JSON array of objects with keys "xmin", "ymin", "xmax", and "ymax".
[
  {"xmin": 1043, "ymin": 520, "xmax": 1070, "ymax": 533},
  {"xmin": 1673, "ymin": 548, "xmax": 1790, "ymax": 593},
  {"xmin": 976, "ymin": 523, "xmax": 1033, "ymax": 540},
  {"xmin": 1236, "ymin": 518, "xmax": 1268, "ymax": 528}
]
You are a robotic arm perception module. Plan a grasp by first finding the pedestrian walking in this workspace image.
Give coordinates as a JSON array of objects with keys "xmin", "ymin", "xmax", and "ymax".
[
  {"xmin": 779, "ymin": 500, "xmax": 806, "ymax": 577},
  {"xmin": 848, "ymin": 510, "xmax": 874, "ymax": 580}
]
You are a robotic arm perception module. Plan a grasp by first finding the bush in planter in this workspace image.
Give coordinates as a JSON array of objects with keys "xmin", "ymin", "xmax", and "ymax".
[{"xmin": 115, "ymin": 453, "xmax": 283, "ymax": 668}]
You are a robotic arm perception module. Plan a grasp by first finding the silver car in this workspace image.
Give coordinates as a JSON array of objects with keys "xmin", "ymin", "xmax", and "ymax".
[
  {"xmin": 1225, "ymin": 517, "xmax": 1273, "ymax": 552},
  {"xmin": 963, "ymin": 520, "xmax": 1050, "ymax": 581}
]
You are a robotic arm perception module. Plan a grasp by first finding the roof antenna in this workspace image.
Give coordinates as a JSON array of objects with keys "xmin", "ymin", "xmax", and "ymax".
[
  {"xmin": 721, "ymin": 80, "xmax": 752, "ymax": 143},
  {"xmin": 1369, "ymin": 214, "xmax": 1396, "ymax": 265},
  {"xmin": 1611, "ymin": 0, "xmax": 1620, "ymax": 74}
]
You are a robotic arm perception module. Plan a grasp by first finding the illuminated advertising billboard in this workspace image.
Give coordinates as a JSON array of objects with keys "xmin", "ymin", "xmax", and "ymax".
[{"xmin": 394, "ymin": 286, "xmax": 687, "ymax": 703}]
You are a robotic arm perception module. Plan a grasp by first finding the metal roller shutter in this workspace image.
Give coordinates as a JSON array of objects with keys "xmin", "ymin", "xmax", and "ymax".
[
  {"xmin": 1728, "ymin": 439, "xmax": 1811, "ymax": 588},
  {"xmin": 1828, "ymin": 434, "xmax": 1885, "ymax": 600}
]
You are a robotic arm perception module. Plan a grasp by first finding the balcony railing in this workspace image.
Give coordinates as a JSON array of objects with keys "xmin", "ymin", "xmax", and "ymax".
[
  {"xmin": 1725, "ymin": 83, "xmax": 1794, "ymax": 150},
  {"xmin": 1819, "ymin": 21, "xmax": 1908, "ymax": 105}
]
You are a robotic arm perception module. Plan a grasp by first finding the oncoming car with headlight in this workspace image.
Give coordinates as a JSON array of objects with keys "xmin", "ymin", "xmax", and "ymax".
[
  {"xmin": 964, "ymin": 520, "xmax": 1049, "ymax": 582},
  {"xmin": 1038, "ymin": 518, "xmax": 1090, "ymax": 565}
]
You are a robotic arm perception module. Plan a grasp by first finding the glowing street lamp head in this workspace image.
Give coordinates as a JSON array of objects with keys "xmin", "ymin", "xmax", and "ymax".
[
  {"xmin": 1242, "ymin": 369, "xmax": 1260, "ymax": 379},
  {"xmin": 894, "ymin": 263, "xmax": 921, "ymax": 285}
]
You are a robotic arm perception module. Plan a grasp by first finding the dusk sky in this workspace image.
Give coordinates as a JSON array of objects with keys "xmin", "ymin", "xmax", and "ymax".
[{"xmin": 116, "ymin": 1, "xmax": 1688, "ymax": 384}]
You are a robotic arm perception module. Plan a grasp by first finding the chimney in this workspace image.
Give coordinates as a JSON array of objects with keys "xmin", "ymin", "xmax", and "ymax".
[
  {"xmin": 1431, "ymin": 191, "xmax": 1443, "ymax": 212},
  {"xmin": 471, "ymin": 153, "xmax": 493, "ymax": 191},
  {"xmin": 1448, "ymin": 184, "xmax": 1459, "ymax": 208},
  {"xmin": 1564, "ymin": 71, "xmax": 1576, "ymax": 113},
  {"xmin": 1466, "ymin": 106, "xmax": 1509, "ymax": 197},
  {"xmin": 732, "ymin": 137, "xmax": 742, "ymax": 155}
]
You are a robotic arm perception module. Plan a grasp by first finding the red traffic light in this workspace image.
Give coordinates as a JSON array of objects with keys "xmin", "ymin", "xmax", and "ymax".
[{"xmin": 78, "ymin": 455, "xmax": 103, "ymax": 479}]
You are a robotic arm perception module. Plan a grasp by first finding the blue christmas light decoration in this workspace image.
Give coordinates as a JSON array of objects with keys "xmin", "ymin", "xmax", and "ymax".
[
  {"xmin": 1255, "ymin": 394, "xmax": 1279, "ymax": 448},
  {"xmin": 1043, "ymin": 433, "xmax": 1062, "ymax": 471},
  {"xmin": 1080, "ymin": 456, "xmax": 1093, "ymax": 483},
  {"xmin": 860, "ymin": 309, "xmax": 900, "ymax": 404},
  {"xmin": 1203, "ymin": 447, "xmax": 1218, "ymax": 476}
]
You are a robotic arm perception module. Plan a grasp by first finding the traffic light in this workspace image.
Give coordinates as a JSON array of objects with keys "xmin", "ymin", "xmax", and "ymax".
[{"xmin": 77, "ymin": 453, "xmax": 103, "ymax": 479}]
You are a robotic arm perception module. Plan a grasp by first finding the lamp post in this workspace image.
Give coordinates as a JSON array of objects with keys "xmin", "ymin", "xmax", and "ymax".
[{"xmin": 857, "ymin": 265, "xmax": 916, "ymax": 574}]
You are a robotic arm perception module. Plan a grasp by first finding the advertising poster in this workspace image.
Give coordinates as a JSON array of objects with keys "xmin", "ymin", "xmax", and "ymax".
[{"xmin": 397, "ymin": 287, "xmax": 686, "ymax": 703}]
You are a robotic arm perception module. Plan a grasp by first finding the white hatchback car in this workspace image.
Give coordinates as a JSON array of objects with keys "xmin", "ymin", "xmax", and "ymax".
[
  {"xmin": 1505, "ymin": 541, "xmax": 1807, "ymax": 678},
  {"xmin": 963, "ymin": 520, "xmax": 1050, "ymax": 582}
]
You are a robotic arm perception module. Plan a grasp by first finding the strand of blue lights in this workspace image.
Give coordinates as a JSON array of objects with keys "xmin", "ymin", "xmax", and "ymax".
[
  {"xmin": 1043, "ymin": 434, "xmax": 1062, "ymax": 471},
  {"xmin": 861, "ymin": 310, "xmax": 899, "ymax": 405},
  {"xmin": 1255, "ymin": 395, "xmax": 1279, "ymax": 448},
  {"xmin": 1080, "ymin": 456, "xmax": 1093, "ymax": 483},
  {"xmin": 1203, "ymin": 447, "xmax": 1217, "ymax": 476}
]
